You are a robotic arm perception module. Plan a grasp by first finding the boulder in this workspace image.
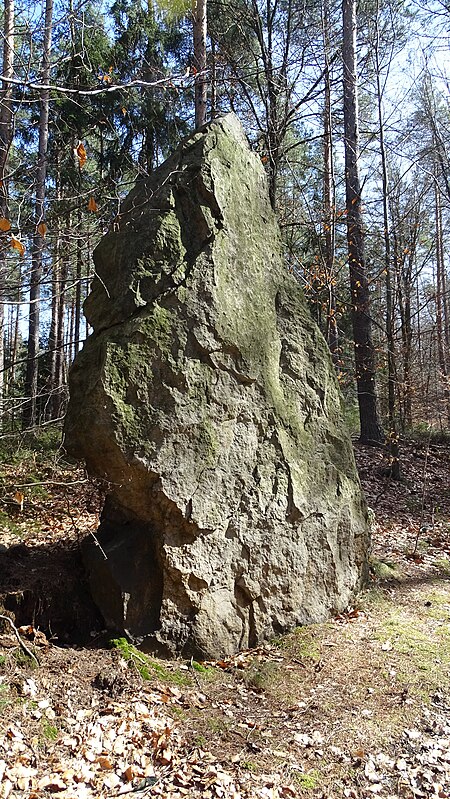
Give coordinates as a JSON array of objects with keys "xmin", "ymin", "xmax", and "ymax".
[{"xmin": 64, "ymin": 113, "xmax": 369, "ymax": 658}]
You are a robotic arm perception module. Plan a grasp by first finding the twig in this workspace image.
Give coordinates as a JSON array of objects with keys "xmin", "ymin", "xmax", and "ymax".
[
  {"xmin": 129, "ymin": 649, "xmax": 148, "ymax": 667},
  {"xmin": 373, "ymin": 475, "xmax": 392, "ymax": 506},
  {"xmin": 0, "ymin": 71, "xmax": 200, "ymax": 98},
  {"xmin": 114, "ymin": 768, "xmax": 169, "ymax": 795},
  {"xmin": 0, "ymin": 614, "xmax": 40, "ymax": 666},
  {"xmin": 3, "ymin": 479, "xmax": 89, "ymax": 489},
  {"xmin": 89, "ymin": 531, "xmax": 108, "ymax": 560},
  {"xmin": 189, "ymin": 655, "xmax": 203, "ymax": 690}
]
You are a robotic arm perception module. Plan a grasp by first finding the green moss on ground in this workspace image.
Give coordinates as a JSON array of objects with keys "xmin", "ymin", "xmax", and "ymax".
[{"xmin": 110, "ymin": 637, "xmax": 191, "ymax": 686}]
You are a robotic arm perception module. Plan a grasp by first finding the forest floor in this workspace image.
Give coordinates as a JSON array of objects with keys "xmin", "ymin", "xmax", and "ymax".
[{"xmin": 0, "ymin": 432, "xmax": 449, "ymax": 799}]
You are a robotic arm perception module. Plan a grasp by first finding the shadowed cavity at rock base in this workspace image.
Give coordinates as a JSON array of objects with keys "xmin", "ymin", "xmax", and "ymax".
[{"xmin": 64, "ymin": 112, "xmax": 369, "ymax": 659}]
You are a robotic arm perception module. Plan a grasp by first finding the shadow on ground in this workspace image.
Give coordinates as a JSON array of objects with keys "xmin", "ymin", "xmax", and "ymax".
[{"xmin": 0, "ymin": 539, "xmax": 103, "ymax": 644}]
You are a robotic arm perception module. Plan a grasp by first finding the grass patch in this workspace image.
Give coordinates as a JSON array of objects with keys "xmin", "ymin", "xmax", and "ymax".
[
  {"xmin": 410, "ymin": 426, "xmax": 450, "ymax": 445},
  {"xmin": 42, "ymin": 721, "xmax": 58, "ymax": 742},
  {"xmin": 241, "ymin": 658, "xmax": 279, "ymax": 692},
  {"xmin": 294, "ymin": 769, "xmax": 320, "ymax": 790},
  {"xmin": 241, "ymin": 761, "xmax": 258, "ymax": 772},
  {"xmin": 357, "ymin": 586, "xmax": 386, "ymax": 608},
  {"xmin": 13, "ymin": 647, "xmax": 39, "ymax": 668},
  {"xmin": 0, "ymin": 427, "xmax": 62, "ymax": 465},
  {"xmin": 0, "ymin": 684, "xmax": 12, "ymax": 712},
  {"xmin": 110, "ymin": 637, "xmax": 190, "ymax": 686},
  {"xmin": 421, "ymin": 589, "xmax": 450, "ymax": 618},
  {"xmin": 284, "ymin": 625, "xmax": 322, "ymax": 662},
  {"xmin": 191, "ymin": 660, "xmax": 215, "ymax": 679},
  {"xmin": 433, "ymin": 557, "xmax": 450, "ymax": 576},
  {"xmin": 0, "ymin": 510, "xmax": 23, "ymax": 538},
  {"xmin": 375, "ymin": 610, "xmax": 450, "ymax": 695}
]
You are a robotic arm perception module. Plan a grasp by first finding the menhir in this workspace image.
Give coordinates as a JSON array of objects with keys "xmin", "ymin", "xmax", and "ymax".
[{"xmin": 64, "ymin": 113, "xmax": 369, "ymax": 658}]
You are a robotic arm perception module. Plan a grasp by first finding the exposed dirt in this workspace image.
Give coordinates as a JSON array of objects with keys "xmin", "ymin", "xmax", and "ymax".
[{"xmin": 0, "ymin": 436, "xmax": 449, "ymax": 798}]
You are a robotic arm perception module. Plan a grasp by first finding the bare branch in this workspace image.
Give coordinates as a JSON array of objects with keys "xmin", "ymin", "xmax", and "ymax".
[
  {"xmin": 0, "ymin": 614, "xmax": 41, "ymax": 666},
  {"xmin": 0, "ymin": 71, "xmax": 200, "ymax": 99}
]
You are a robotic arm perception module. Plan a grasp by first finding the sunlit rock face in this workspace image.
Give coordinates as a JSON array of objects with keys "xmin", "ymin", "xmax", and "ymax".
[{"xmin": 64, "ymin": 114, "xmax": 369, "ymax": 658}]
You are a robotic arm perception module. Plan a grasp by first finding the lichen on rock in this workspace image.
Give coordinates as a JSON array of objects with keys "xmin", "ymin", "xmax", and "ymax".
[{"xmin": 64, "ymin": 113, "xmax": 369, "ymax": 658}]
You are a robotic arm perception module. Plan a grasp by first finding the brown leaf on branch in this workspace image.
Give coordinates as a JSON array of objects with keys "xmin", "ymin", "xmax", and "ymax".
[
  {"xmin": 76, "ymin": 141, "xmax": 87, "ymax": 168},
  {"xmin": 13, "ymin": 491, "xmax": 24, "ymax": 511},
  {"xmin": 0, "ymin": 217, "xmax": 11, "ymax": 232},
  {"xmin": 10, "ymin": 236, "xmax": 25, "ymax": 256}
]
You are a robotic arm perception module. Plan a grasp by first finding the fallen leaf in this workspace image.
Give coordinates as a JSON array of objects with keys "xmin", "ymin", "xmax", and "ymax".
[
  {"xmin": 21, "ymin": 678, "xmax": 37, "ymax": 697},
  {"xmin": 2, "ymin": 779, "xmax": 13, "ymax": 799},
  {"xmin": 37, "ymin": 775, "xmax": 67, "ymax": 791},
  {"xmin": 102, "ymin": 773, "xmax": 121, "ymax": 789},
  {"xmin": 123, "ymin": 765, "xmax": 135, "ymax": 782},
  {"xmin": 158, "ymin": 747, "xmax": 173, "ymax": 765},
  {"xmin": 0, "ymin": 217, "xmax": 11, "ymax": 231},
  {"xmin": 97, "ymin": 756, "xmax": 113, "ymax": 770}
]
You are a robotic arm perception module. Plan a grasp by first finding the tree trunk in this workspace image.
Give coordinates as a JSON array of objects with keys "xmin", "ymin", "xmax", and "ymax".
[
  {"xmin": 53, "ymin": 224, "xmax": 69, "ymax": 419},
  {"xmin": 0, "ymin": 0, "xmax": 15, "ymax": 430},
  {"xmin": 193, "ymin": 0, "xmax": 207, "ymax": 129},
  {"xmin": 434, "ymin": 176, "xmax": 450, "ymax": 424},
  {"xmin": 23, "ymin": 0, "xmax": 53, "ymax": 429},
  {"xmin": 342, "ymin": 0, "xmax": 384, "ymax": 445},
  {"xmin": 322, "ymin": 0, "xmax": 339, "ymax": 368},
  {"xmin": 74, "ymin": 206, "xmax": 83, "ymax": 356},
  {"xmin": 48, "ymin": 158, "xmax": 60, "ymax": 419},
  {"xmin": 210, "ymin": 36, "xmax": 217, "ymax": 118},
  {"xmin": 374, "ymin": 2, "xmax": 400, "ymax": 476}
]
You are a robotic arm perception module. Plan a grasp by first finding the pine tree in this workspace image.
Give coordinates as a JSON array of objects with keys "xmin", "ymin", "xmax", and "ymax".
[{"xmin": 342, "ymin": 0, "xmax": 384, "ymax": 444}]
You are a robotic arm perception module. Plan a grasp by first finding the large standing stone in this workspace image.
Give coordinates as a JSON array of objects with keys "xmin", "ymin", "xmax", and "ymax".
[{"xmin": 64, "ymin": 114, "xmax": 369, "ymax": 658}]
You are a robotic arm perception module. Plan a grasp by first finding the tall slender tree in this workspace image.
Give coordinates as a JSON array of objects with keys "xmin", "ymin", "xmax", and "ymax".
[
  {"xmin": 0, "ymin": 0, "xmax": 15, "ymax": 428},
  {"xmin": 373, "ymin": 0, "xmax": 400, "ymax": 473},
  {"xmin": 193, "ymin": 0, "xmax": 207, "ymax": 127},
  {"xmin": 433, "ymin": 171, "xmax": 450, "ymax": 423},
  {"xmin": 342, "ymin": 0, "xmax": 384, "ymax": 444},
  {"xmin": 322, "ymin": 0, "xmax": 339, "ymax": 366},
  {"xmin": 23, "ymin": 0, "xmax": 54, "ymax": 429}
]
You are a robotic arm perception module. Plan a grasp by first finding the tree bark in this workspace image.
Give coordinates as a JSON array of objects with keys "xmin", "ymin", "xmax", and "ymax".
[
  {"xmin": 434, "ymin": 175, "xmax": 450, "ymax": 424},
  {"xmin": 0, "ymin": 0, "xmax": 15, "ymax": 430},
  {"xmin": 193, "ymin": 0, "xmax": 207, "ymax": 128},
  {"xmin": 342, "ymin": 0, "xmax": 384, "ymax": 444},
  {"xmin": 54, "ymin": 223, "xmax": 69, "ymax": 418},
  {"xmin": 322, "ymin": 0, "xmax": 339, "ymax": 367},
  {"xmin": 374, "ymin": 2, "xmax": 400, "ymax": 476},
  {"xmin": 23, "ymin": 0, "xmax": 53, "ymax": 429}
]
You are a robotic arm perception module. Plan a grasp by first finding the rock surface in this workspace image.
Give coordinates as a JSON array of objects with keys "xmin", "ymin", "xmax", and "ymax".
[{"xmin": 64, "ymin": 113, "xmax": 369, "ymax": 658}]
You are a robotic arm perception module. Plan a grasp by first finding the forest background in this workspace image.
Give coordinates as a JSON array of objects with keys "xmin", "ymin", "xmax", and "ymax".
[{"xmin": 0, "ymin": 0, "xmax": 450, "ymax": 447}]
